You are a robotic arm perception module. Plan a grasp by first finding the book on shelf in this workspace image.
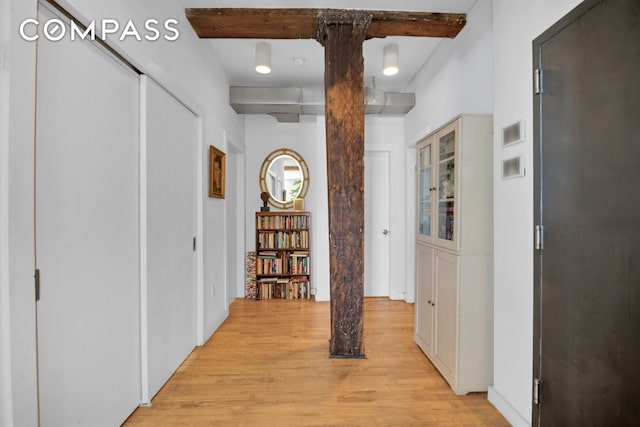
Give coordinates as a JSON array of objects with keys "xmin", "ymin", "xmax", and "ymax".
[
  {"xmin": 258, "ymin": 251, "xmax": 277, "ymax": 257},
  {"xmin": 257, "ymin": 214, "xmax": 309, "ymax": 231},
  {"xmin": 257, "ymin": 276, "xmax": 311, "ymax": 300},
  {"xmin": 291, "ymin": 277, "xmax": 311, "ymax": 299},
  {"xmin": 257, "ymin": 231, "xmax": 309, "ymax": 249},
  {"xmin": 289, "ymin": 253, "xmax": 309, "ymax": 275}
]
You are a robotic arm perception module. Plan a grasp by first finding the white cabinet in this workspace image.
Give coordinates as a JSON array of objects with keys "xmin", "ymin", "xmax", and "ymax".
[{"xmin": 414, "ymin": 114, "xmax": 493, "ymax": 395}]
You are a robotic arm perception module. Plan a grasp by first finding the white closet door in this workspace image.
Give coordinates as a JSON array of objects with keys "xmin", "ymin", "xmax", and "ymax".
[
  {"xmin": 35, "ymin": 6, "xmax": 141, "ymax": 426},
  {"xmin": 145, "ymin": 78, "xmax": 198, "ymax": 398},
  {"xmin": 364, "ymin": 151, "xmax": 390, "ymax": 296}
]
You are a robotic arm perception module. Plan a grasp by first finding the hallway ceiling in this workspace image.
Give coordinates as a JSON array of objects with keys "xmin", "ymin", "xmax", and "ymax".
[{"xmin": 181, "ymin": 0, "xmax": 478, "ymax": 93}]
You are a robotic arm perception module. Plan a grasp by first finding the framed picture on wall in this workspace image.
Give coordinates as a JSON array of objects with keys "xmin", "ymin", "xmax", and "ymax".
[{"xmin": 209, "ymin": 145, "xmax": 226, "ymax": 199}]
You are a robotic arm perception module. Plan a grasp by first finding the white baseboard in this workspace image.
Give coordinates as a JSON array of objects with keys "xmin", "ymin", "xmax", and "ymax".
[
  {"xmin": 315, "ymin": 293, "xmax": 413, "ymax": 302},
  {"xmin": 488, "ymin": 386, "xmax": 530, "ymax": 427},
  {"xmin": 202, "ymin": 309, "xmax": 228, "ymax": 344},
  {"xmin": 314, "ymin": 292, "xmax": 330, "ymax": 302},
  {"xmin": 389, "ymin": 291, "xmax": 406, "ymax": 301}
]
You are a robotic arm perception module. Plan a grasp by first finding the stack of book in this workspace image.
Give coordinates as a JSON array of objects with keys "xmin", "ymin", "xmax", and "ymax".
[{"xmin": 245, "ymin": 251, "xmax": 257, "ymax": 299}]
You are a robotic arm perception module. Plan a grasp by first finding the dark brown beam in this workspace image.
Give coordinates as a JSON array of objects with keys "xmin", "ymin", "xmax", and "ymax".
[
  {"xmin": 185, "ymin": 8, "xmax": 466, "ymax": 39},
  {"xmin": 367, "ymin": 11, "xmax": 466, "ymax": 38},
  {"xmin": 319, "ymin": 14, "xmax": 367, "ymax": 358},
  {"xmin": 186, "ymin": 8, "xmax": 320, "ymax": 39}
]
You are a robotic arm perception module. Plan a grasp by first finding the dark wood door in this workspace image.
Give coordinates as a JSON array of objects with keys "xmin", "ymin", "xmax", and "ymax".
[{"xmin": 533, "ymin": 0, "xmax": 640, "ymax": 425}]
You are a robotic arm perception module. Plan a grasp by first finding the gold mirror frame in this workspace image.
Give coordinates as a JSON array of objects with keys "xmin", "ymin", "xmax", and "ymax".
[{"xmin": 259, "ymin": 148, "xmax": 309, "ymax": 209}]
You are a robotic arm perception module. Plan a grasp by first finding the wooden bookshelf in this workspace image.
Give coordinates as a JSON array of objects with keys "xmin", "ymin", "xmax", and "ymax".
[{"xmin": 255, "ymin": 212, "xmax": 311, "ymax": 300}]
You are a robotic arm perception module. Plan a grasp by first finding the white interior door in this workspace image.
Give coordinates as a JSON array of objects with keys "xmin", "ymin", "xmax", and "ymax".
[
  {"xmin": 35, "ymin": 5, "xmax": 141, "ymax": 425},
  {"xmin": 145, "ymin": 79, "xmax": 198, "ymax": 398},
  {"xmin": 364, "ymin": 151, "xmax": 390, "ymax": 296}
]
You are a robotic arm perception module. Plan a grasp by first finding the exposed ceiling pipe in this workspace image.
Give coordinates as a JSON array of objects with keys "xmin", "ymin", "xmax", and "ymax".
[{"xmin": 230, "ymin": 86, "xmax": 415, "ymax": 123}]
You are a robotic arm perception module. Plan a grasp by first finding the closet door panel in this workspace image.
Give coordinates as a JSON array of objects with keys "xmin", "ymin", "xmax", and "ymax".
[
  {"xmin": 35, "ymin": 6, "xmax": 141, "ymax": 426},
  {"xmin": 146, "ymin": 78, "xmax": 198, "ymax": 398}
]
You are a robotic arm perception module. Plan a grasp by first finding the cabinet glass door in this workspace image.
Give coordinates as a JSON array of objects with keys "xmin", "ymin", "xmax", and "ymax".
[
  {"xmin": 417, "ymin": 141, "xmax": 433, "ymax": 239},
  {"xmin": 437, "ymin": 129, "xmax": 456, "ymax": 243}
]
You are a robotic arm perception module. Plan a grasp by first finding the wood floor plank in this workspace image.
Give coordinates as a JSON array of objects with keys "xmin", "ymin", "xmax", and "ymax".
[{"xmin": 124, "ymin": 298, "xmax": 509, "ymax": 426}]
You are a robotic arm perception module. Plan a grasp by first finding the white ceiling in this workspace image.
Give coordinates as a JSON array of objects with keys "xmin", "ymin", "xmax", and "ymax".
[{"xmin": 181, "ymin": 0, "xmax": 479, "ymax": 92}]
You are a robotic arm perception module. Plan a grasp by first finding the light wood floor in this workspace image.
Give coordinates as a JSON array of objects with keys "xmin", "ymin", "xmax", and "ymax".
[{"xmin": 124, "ymin": 298, "xmax": 509, "ymax": 426}]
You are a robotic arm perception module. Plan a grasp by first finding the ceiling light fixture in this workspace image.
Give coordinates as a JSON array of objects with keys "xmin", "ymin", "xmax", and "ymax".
[
  {"xmin": 255, "ymin": 42, "xmax": 271, "ymax": 75},
  {"xmin": 383, "ymin": 44, "xmax": 399, "ymax": 76}
]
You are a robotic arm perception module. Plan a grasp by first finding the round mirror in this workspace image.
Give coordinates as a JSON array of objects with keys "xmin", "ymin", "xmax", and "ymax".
[{"xmin": 259, "ymin": 149, "xmax": 309, "ymax": 209}]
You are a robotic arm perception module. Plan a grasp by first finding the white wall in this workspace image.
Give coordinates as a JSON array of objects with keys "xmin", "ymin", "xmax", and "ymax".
[
  {"xmin": 403, "ymin": 0, "xmax": 494, "ymax": 308},
  {"xmin": 365, "ymin": 116, "xmax": 407, "ymax": 300},
  {"xmin": 489, "ymin": 1, "xmax": 583, "ymax": 425},
  {"xmin": 244, "ymin": 114, "xmax": 407, "ymax": 302},
  {"xmin": 311, "ymin": 116, "xmax": 331, "ymax": 301},
  {"xmin": 404, "ymin": 0, "xmax": 494, "ymax": 144},
  {"xmin": 244, "ymin": 115, "xmax": 325, "ymax": 296},
  {"xmin": 225, "ymin": 142, "xmax": 247, "ymax": 304},
  {"xmin": 2, "ymin": 0, "xmax": 244, "ymax": 423}
]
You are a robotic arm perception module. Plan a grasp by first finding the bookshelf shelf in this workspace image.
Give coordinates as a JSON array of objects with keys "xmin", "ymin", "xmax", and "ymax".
[{"xmin": 255, "ymin": 212, "xmax": 311, "ymax": 300}]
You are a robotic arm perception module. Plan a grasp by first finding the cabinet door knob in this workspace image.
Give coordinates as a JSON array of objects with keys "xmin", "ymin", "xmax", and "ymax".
[
  {"xmin": 382, "ymin": 229, "xmax": 389, "ymax": 236},
  {"xmin": 427, "ymin": 300, "xmax": 432, "ymax": 304}
]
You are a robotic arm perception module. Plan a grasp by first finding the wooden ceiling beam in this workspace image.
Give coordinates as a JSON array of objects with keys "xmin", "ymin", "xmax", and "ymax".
[
  {"xmin": 186, "ymin": 8, "xmax": 319, "ymax": 39},
  {"xmin": 185, "ymin": 8, "xmax": 466, "ymax": 39},
  {"xmin": 366, "ymin": 11, "xmax": 466, "ymax": 38}
]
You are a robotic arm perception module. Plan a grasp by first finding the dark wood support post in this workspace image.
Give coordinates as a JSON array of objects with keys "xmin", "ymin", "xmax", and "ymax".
[{"xmin": 318, "ymin": 13, "xmax": 369, "ymax": 358}]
